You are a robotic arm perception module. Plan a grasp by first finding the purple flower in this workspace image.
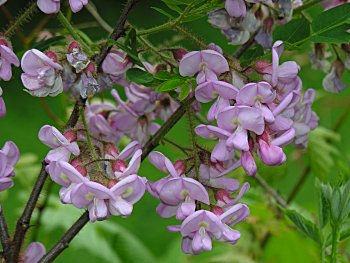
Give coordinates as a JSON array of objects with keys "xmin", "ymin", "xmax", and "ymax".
[
  {"xmin": 179, "ymin": 50, "xmax": 229, "ymax": 83},
  {"xmin": 71, "ymin": 174, "xmax": 145, "ymax": 222},
  {"xmin": 37, "ymin": 0, "xmax": 88, "ymax": 14},
  {"xmin": 66, "ymin": 42, "xmax": 90, "ymax": 73},
  {"xmin": 263, "ymin": 41, "xmax": 300, "ymax": 87},
  {"xmin": 321, "ymin": 0, "xmax": 350, "ymax": 10},
  {"xmin": 225, "ymin": 0, "xmax": 246, "ymax": 18},
  {"xmin": 21, "ymin": 49, "xmax": 63, "ymax": 97},
  {"xmin": 195, "ymin": 80, "xmax": 239, "ymax": 103},
  {"xmin": 0, "ymin": 141, "xmax": 19, "ymax": 192},
  {"xmin": 39, "ymin": 125, "xmax": 80, "ymax": 163},
  {"xmin": 102, "ymin": 49, "xmax": 132, "ymax": 77},
  {"xmin": 323, "ymin": 60, "xmax": 347, "ymax": 93},
  {"xmin": 0, "ymin": 40, "xmax": 20, "ymax": 81},
  {"xmin": 236, "ymin": 81, "xmax": 276, "ymax": 123},
  {"xmin": 47, "ymin": 161, "xmax": 88, "ymax": 203},
  {"xmin": 0, "ymin": 87, "xmax": 5, "ymax": 118},
  {"xmin": 110, "ymin": 89, "xmax": 160, "ymax": 145},
  {"xmin": 23, "ymin": 242, "xmax": 46, "ymax": 263},
  {"xmin": 217, "ymin": 106, "xmax": 265, "ymax": 151}
]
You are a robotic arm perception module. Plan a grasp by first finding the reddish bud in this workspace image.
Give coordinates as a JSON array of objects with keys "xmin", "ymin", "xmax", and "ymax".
[
  {"xmin": 253, "ymin": 60, "xmax": 271, "ymax": 74},
  {"xmin": 107, "ymin": 179, "xmax": 119, "ymax": 189},
  {"xmin": 104, "ymin": 143, "xmax": 119, "ymax": 159},
  {"xmin": 174, "ymin": 160, "xmax": 186, "ymax": 175},
  {"xmin": 215, "ymin": 189, "xmax": 232, "ymax": 203},
  {"xmin": 64, "ymin": 130, "xmax": 77, "ymax": 142},
  {"xmin": 70, "ymin": 158, "xmax": 87, "ymax": 176},
  {"xmin": 0, "ymin": 39, "xmax": 8, "ymax": 47},
  {"xmin": 68, "ymin": 41, "xmax": 80, "ymax": 53},
  {"xmin": 45, "ymin": 51, "xmax": 58, "ymax": 62},
  {"xmin": 155, "ymin": 64, "xmax": 167, "ymax": 73},
  {"xmin": 112, "ymin": 159, "xmax": 128, "ymax": 173},
  {"xmin": 84, "ymin": 62, "xmax": 96, "ymax": 74},
  {"xmin": 211, "ymin": 206, "xmax": 224, "ymax": 216},
  {"xmin": 171, "ymin": 48, "xmax": 188, "ymax": 62}
]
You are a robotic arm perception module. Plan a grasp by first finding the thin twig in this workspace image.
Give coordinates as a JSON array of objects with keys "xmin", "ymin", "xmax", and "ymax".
[
  {"xmin": 254, "ymin": 173, "xmax": 288, "ymax": 209},
  {"xmin": 287, "ymin": 166, "xmax": 310, "ymax": 204},
  {"xmin": 86, "ymin": 2, "xmax": 113, "ymax": 33}
]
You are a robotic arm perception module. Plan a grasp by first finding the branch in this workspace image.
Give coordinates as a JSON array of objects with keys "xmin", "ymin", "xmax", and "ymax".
[
  {"xmin": 254, "ymin": 173, "xmax": 288, "ymax": 209},
  {"xmin": 0, "ymin": 207, "xmax": 10, "ymax": 259},
  {"xmin": 141, "ymin": 96, "xmax": 195, "ymax": 161},
  {"xmin": 94, "ymin": 0, "xmax": 140, "ymax": 67},
  {"xmin": 233, "ymin": 28, "xmax": 260, "ymax": 59},
  {"xmin": 8, "ymin": 101, "xmax": 83, "ymax": 263}
]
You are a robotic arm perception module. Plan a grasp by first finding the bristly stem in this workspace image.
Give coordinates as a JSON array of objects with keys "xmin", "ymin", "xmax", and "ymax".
[
  {"xmin": 330, "ymin": 225, "xmax": 339, "ymax": 263},
  {"xmin": 186, "ymin": 104, "xmax": 200, "ymax": 179},
  {"xmin": 57, "ymin": 11, "xmax": 93, "ymax": 56},
  {"xmin": 3, "ymin": 1, "xmax": 38, "ymax": 37}
]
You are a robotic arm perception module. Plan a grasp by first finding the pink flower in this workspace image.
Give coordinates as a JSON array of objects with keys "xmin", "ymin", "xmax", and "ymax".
[
  {"xmin": 0, "ymin": 141, "xmax": 19, "ymax": 192},
  {"xmin": 21, "ymin": 49, "xmax": 63, "ymax": 97},
  {"xmin": 0, "ymin": 40, "xmax": 20, "ymax": 81},
  {"xmin": 0, "ymin": 87, "xmax": 5, "ymax": 118},
  {"xmin": 23, "ymin": 242, "xmax": 46, "ymax": 263},
  {"xmin": 37, "ymin": 0, "xmax": 88, "ymax": 14}
]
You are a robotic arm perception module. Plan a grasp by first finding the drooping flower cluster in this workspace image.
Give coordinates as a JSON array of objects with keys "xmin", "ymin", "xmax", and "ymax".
[
  {"xmin": 179, "ymin": 41, "xmax": 318, "ymax": 176},
  {"xmin": 37, "ymin": 0, "xmax": 88, "ymax": 14},
  {"xmin": 0, "ymin": 141, "xmax": 19, "ymax": 192},
  {"xmin": 0, "ymin": 37, "xmax": 20, "ymax": 117},
  {"xmin": 208, "ymin": 0, "xmax": 300, "ymax": 47},
  {"xmin": 147, "ymin": 151, "xmax": 249, "ymax": 254},
  {"xmin": 39, "ymin": 125, "xmax": 146, "ymax": 222}
]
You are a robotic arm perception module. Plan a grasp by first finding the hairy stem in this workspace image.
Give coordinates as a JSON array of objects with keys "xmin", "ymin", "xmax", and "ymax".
[
  {"xmin": 57, "ymin": 11, "xmax": 93, "ymax": 56},
  {"xmin": 186, "ymin": 105, "xmax": 200, "ymax": 178},
  {"xmin": 3, "ymin": 1, "xmax": 37, "ymax": 37},
  {"xmin": 233, "ymin": 28, "xmax": 260, "ymax": 59},
  {"xmin": 0, "ymin": 207, "xmax": 10, "ymax": 260}
]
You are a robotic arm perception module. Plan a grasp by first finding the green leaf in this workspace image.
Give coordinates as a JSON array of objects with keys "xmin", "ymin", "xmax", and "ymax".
[
  {"xmin": 153, "ymin": 70, "xmax": 173, "ymax": 80},
  {"xmin": 151, "ymin": 7, "xmax": 174, "ymax": 19},
  {"xmin": 125, "ymin": 68, "xmax": 154, "ymax": 85},
  {"xmin": 285, "ymin": 209, "xmax": 321, "ymax": 244},
  {"xmin": 112, "ymin": 41, "xmax": 142, "ymax": 66},
  {"xmin": 318, "ymin": 181, "xmax": 331, "ymax": 229},
  {"xmin": 33, "ymin": 36, "xmax": 66, "ymax": 50},
  {"xmin": 124, "ymin": 28, "xmax": 137, "ymax": 53},
  {"xmin": 157, "ymin": 78, "xmax": 184, "ymax": 92},
  {"xmin": 310, "ymin": 3, "xmax": 350, "ymax": 44},
  {"xmin": 339, "ymin": 227, "xmax": 350, "ymax": 242},
  {"xmin": 179, "ymin": 81, "xmax": 190, "ymax": 100},
  {"xmin": 240, "ymin": 45, "xmax": 264, "ymax": 65},
  {"xmin": 331, "ymin": 188, "xmax": 342, "ymax": 224},
  {"xmin": 307, "ymin": 127, "xmax": 340, "ymax": 179},
  {"xmin": 273, "ymin": 18, "xmax": 310, "ymax": 45}
]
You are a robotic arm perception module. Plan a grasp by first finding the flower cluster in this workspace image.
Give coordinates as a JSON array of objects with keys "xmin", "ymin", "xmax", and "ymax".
[
  {"xmin": 0, "ymin": 37, "xmax": 20, "ymax": 117},
  {"xmin": 207, "ymin": 0, "xmax": 301, "ymax": 47},
  {"xmin": 39, "ymin": 125, "xmax": 146, "ymax": 222},
  {"xmin": 37, "ymin": 0, "xmax": 88, "ymax": 14},
  {"xmin": 0, "ymin": 141, "xmax": 19, "ymax": 192},
  {"xmin": 147, "ymin": 151, "xmax": 249, "ymax": 254},
  {"xmin": 179, "ymin": 41, "xmax": 318, "ymax": 176}
]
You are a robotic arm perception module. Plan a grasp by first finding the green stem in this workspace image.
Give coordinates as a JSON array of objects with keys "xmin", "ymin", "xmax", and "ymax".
[
  {"xmin": 138, "ymin": 21, "xmax": 173, "ymax": 36},
  {"xmin": 330, "ymin": 226, "xmax": 339, "ymax": 263},
  {"xmin": 56, "ymin": 11, "xmax": 93, "ymax": 56},
  {"xmin": 173, "ymin": 25, "xmax": 207, "ymax": 49},
  {"xmin": 162, "ymin": 137, "xmax": 191, "ymax": 155},
  {"xmin": 3, "ymin": 1, "xmax": 38, "ymax": 37}
]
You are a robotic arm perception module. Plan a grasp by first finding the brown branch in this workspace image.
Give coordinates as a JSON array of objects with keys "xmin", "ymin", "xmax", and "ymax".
[
  {"xmin": 94, "ymin": 0, "xmax": 140, "ymax": 68},
  {"xmin": 0, "ymin": 207, "xmax": 10, "ymax": 259},
  {"xmin": 8, "ymin": 101, "xmax": 83, "ymax": 263},
  {"xmin": 233, "ymin": 28, "xmax": 260, "ymax": 59}
]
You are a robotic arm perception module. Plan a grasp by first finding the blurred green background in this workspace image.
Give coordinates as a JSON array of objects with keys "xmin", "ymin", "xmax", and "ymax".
[{"xmin": 0, "ymin": 0, "xmax": 350, "ymax": 262}]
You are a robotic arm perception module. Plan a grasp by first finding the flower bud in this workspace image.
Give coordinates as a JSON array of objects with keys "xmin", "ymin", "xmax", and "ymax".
[
  {"xmin": 215, "ymin": 189, "xmax": 232, "ymax": 203},
  {"xmin": 211, "ymin": 206, "xmax": 224, "ymax": 216},
  {"xmin": 241, "ymin": 151, "xmax": 256, "ymax": 176},
  {"xmin": 104, "ymin": 143, "xmax": 119, "ymax": 159},
  {"xmin": 107, "ymin": 179, "xmax": 119, "ymax": 189},
  {"xmin": 68, "ymin": 41, "xmax": 80, "ymax": 53},
  {"xmin": 70, "ymin": 158, "xmax": 87, "ymax": 176},
  {"xmin": 45, "ymin": 51, "xmax": 58, "ymax": 62},
  {"xmin": 64, "ymin": 130, "xmax": 77, "ymax": 142},
  {"xmin": 174, "ymin": 160, "xmax": 186, "ymax": 175},
  {"xmin": 253, "ymin": 60, "xmax": 271, "ymax": 74},
  {"xmin": 170, "ymin": 48, "xmax": 188, "ymax": 62},
  {"xmin": 112, "ymin": 159, "xmax": 128, "ymax": 173}
]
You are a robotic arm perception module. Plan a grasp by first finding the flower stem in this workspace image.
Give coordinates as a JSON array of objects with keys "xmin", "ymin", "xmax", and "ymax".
[
  {"xmin": 330, "ymin": 226, "xmax": 339, "ymax": 263},
  {"xmin": 56, "ymin": 11, "xmax": 93, "ymax": 56},
  {"xmin": 186, "ymin": 104, "xmax": 200, "ymax": 179}
]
